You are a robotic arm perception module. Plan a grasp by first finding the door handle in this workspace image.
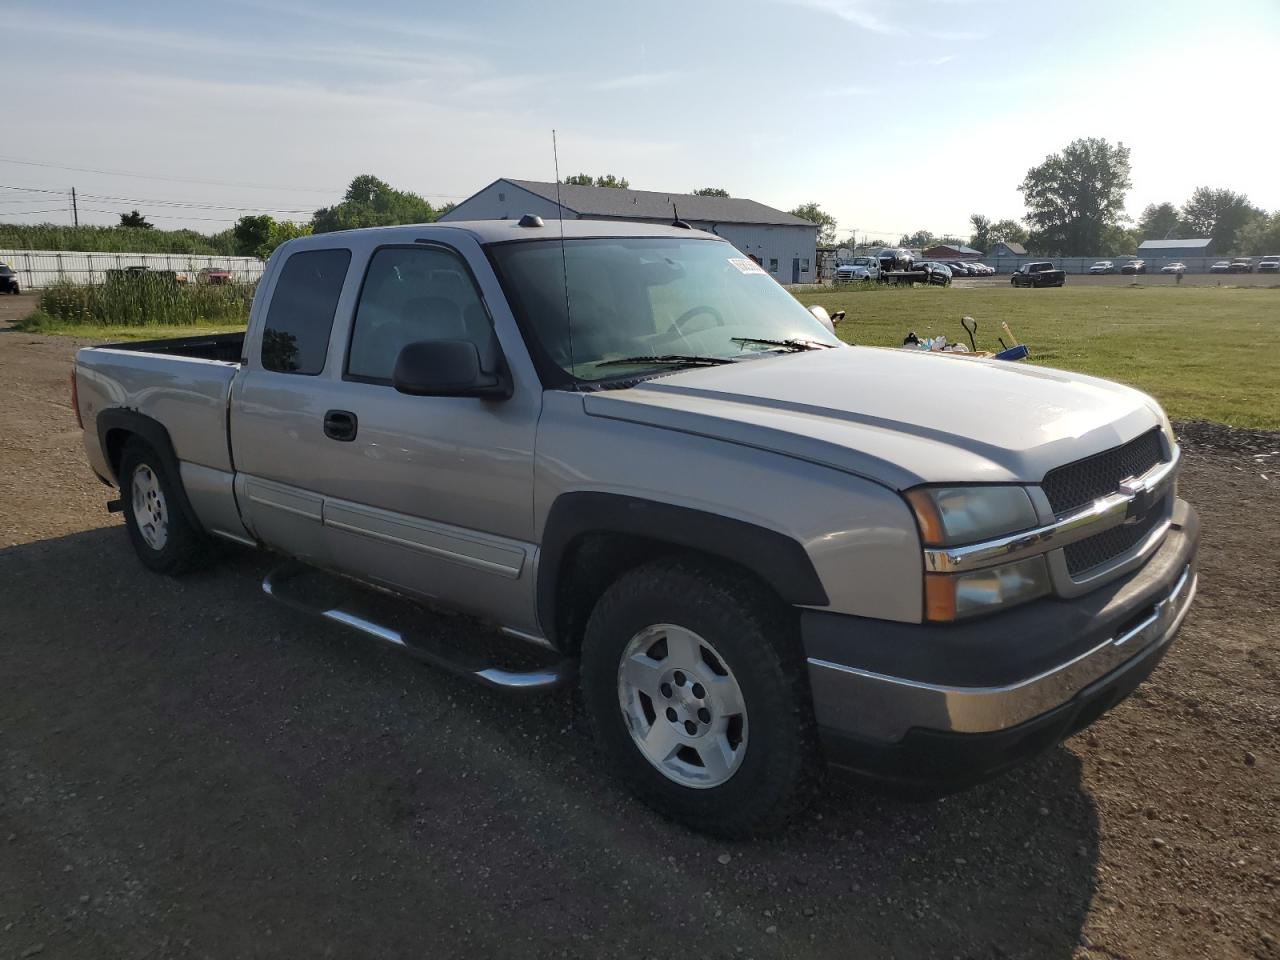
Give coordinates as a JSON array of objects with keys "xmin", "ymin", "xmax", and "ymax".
[{"xmin": 323, "ymin": 409, "xmax": 358, "ymax": 442}]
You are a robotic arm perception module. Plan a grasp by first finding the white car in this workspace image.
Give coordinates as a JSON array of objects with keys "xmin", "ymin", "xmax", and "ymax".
[
  {"xmin": 1160, "ymin": 263, "xmax": 1187, "ymax": 275},
  {"xmin": 834, "ymin": 256, "xmax": 882, "ymax": 284},
  {"xmin": 1089, "ymin": 261, "xmax": 1115, "ymax": 275}
]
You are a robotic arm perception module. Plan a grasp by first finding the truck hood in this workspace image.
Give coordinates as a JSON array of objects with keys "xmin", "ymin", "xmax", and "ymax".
[{"xmin": 581, "ymin": 346, "xmax": 1164, "ymax": 490}]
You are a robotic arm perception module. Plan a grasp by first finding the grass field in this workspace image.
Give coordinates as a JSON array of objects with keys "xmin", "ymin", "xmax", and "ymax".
[
  {"xmin": 805, "ymin": 285, "xmax": 1280, "ymax": 429},
  {"xmin": 15, "ymin": 282, "xmax": 1279, "ymax": 429}
]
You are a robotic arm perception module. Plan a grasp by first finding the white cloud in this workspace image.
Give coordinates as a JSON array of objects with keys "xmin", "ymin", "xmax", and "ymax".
[
  {"xmin": 779, "ymin": 0, "xmax": 904, "ymax": 34},
  {"xmin": 899, "ymin": 54, "xmax": 956, "ymax": 66},
  {"xmin": 593, "ymin": 71, "xmax": 683, "ymax": 91}
]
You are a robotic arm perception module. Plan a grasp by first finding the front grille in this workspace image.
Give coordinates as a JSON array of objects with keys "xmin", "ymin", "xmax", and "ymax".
[
  {"xmin": 1064, "ymin": 496, "xmax": 1168, "ymax": 576},
  {"xmin": 1041, "ymin": 429, "xmax": 1165, "ymax": 515}
]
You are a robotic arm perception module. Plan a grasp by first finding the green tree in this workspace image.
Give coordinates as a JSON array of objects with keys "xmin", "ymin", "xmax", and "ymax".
[
  {"xmin": 261, "ymin": 220, "xmax": 311, "ymax": 259},
  {"xmin": 989, "ymin": 219, "xmax": 1029, "ymax": 245},
  {"xmin": 562, "ymin": 173, "xmax": 630, "ymax": 188},
  {"xmin": 119, "ymin": 210, "xmax": 153, "ymax": 229},
  {"xmin": 1138, "ymin": 202, "xmax": 1181, "ymax": 240},
  {"xmin": 969, "ymin": 214, "xmax": 991, "ymax": 252},
  {"xmin": 788, "ymin": 202, "xmax": 838, "ymax": 245},
  {"xmin": 1099, "ymin": 224, "xmax": 1142, "ymax": 257},
  {"xmin": 1179, "ymin": 187, "xmax": 1262, "ymax": 253},
  {"xmin": 692, "ymin": 187, "xmax": 730, "ymax": 197},
  {"xmin": 1236, "ymin": 211, "xmax": 1280, "ymax": 256},
  {"xmin": 898, "ymin": 230, "xmax": 934, "ymax": 248},
  {"xmin": 232, "ymin": 215, "xmax": 274, "ymax": 257},
  {"xmin": 1019, "ymin": 137, "xmax": 1131, "ymax": 254},
  {"xmin": 311, "ymin": 175, "xmax": 437, "ymax": 234}
]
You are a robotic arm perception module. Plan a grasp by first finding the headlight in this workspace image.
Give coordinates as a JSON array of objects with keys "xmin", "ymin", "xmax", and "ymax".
[
  {"xmin": 904, "ymin": 485, "xmax": 1038, "ymax": 546},
  {"xmin": 925, "ymin": 556, "xmax": 1052, "ymax": 621},
  {"xmin": 906, "ymin": 485, "xmax": 1047, "ymax": 621}
]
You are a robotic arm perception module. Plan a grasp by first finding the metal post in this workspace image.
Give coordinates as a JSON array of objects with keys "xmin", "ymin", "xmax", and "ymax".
[{"xmin": 71, "ymin": 187, "xmax": 79, "ymax": 227}]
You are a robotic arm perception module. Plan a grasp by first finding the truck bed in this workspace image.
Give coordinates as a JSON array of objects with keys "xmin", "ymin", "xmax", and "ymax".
[{"xmin": 102, "ymin": 330, "xmax": 245, "ymax": 364}]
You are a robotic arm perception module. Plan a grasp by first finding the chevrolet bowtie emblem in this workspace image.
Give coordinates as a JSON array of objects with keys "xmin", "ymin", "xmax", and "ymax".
[{"xmin": 1119, "ymin": 478, "xmax": 1154, "ymax": 522}]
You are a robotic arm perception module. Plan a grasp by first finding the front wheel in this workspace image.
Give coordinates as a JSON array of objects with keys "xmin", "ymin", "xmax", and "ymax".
[{"xmin": 580, "ymin": 559, "xmax": 818, "ymax": 837}]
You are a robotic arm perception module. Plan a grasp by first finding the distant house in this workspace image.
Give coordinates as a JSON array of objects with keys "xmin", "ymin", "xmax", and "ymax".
[
  {"xmin": 988, "ymin": 241, "xmax": 1028, "ymax": 258},
  {"xmin": 923, "ymin": 243, "xmax": 984, "ymax": 260},
  {"xmin": 1136, "ymin": 238, "xmax": 1214, "ymax": 260},
  {"xmin": 440, "ymin": 178, "xmax": 818, "ymax": 283}
]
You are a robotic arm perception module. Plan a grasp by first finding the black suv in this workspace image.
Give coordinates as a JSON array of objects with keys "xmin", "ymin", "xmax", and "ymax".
[{"xmin": 0, "ymin": 265, "xmax": 20, "ymax": 295}]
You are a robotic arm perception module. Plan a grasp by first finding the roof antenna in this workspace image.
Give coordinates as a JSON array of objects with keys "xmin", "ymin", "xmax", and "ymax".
[
  {"xmin": 552, "ymin": 129, "xmax": 576, "ymax": 378},
  {"xmin": 671, "ymin": 202, "xmax": 691, "ymax": 230}
]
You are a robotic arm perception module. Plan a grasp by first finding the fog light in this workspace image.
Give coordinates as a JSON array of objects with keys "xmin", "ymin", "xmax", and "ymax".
[{"xmin": 925, "ymin": 555, "xmax": 1051, "ymax": 621}]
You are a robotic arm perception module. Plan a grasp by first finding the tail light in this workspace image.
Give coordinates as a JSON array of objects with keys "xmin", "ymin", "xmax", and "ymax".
[{"xmin": 70, "ymin": 367, "xmax": 83, "ymax": 428}]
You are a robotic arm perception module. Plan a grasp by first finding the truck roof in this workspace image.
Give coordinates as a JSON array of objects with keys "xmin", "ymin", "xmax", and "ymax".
[{"xmin": 284, "ymin": 218, "xmax": 723, "ymax": 248}]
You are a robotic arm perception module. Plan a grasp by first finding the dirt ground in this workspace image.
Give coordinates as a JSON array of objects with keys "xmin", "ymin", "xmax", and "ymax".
[{"xmin": 0, "ymin": 319, "xmax": 1276, "ymax": 960}]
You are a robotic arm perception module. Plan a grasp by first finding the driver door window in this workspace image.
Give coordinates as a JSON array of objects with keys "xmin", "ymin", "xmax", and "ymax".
[{"xmin": 346, "ymin": 246, "xmax": 495, "ymax": 383}]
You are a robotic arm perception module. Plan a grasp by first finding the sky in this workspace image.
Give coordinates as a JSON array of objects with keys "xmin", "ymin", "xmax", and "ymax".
[{"xmin": 2, "ymin": 0, "xmax": 1277, "ymax": 241}]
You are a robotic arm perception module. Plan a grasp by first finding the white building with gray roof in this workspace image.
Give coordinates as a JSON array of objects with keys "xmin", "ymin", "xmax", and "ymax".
[{"xmin": 441, "ymin": 179, "xmax": 818, "ymax": 284}]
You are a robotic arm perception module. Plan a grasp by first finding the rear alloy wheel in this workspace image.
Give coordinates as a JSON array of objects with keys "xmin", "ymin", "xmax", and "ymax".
[
  {"xmin": 119, "ymin": 438, "xmax": 210, "ymax": 575},
  {"xmin": 581, "ymin": 559, "xmax": 818, "ymax": 837}
]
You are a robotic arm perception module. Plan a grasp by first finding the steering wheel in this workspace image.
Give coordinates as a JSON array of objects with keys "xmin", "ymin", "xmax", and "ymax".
[{"xmin": 669, "ymin": 304, "xmax": 725, "ymax": 336}]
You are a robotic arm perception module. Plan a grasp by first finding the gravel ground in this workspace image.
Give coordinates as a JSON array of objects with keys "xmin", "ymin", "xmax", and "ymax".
[{"xmin": 1, "ymin": 322, "xmax": 1276, "ymax": 960}]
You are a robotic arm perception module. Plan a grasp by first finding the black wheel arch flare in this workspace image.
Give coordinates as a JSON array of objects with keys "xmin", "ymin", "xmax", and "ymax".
[{"xmin": 537, "ymin": 492, "xmax": 829, "ymax": 651}]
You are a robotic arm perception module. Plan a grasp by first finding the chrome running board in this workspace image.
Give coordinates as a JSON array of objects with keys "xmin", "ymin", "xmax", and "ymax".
[{"xmin": 261, "ymin": 562, "xmax": 572, "ymax": 692}]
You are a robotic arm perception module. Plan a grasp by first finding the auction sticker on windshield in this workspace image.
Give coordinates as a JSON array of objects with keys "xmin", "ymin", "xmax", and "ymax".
[{"xmin": 728, "ymin": 257, "xmax": 768, "ymax": 275}]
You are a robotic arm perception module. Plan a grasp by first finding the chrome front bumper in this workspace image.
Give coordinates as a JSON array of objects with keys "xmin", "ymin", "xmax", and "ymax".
[{"xmin": 808, "ymin": 560, "xmax": 1196, "ymax": 743}]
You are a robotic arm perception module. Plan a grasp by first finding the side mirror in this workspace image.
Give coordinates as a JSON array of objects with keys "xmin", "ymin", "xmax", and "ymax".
[
  {"xmin": 392, "ymin": 340, "xmax": 511, "ymax": 399},
  {"xmin": 807, "ymin": 304, "xmax": 834, "ymax": 333}
]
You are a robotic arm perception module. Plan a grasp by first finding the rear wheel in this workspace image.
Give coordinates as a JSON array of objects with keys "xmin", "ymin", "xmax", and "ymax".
[
  {"xmin": 580, "ymin": 558, "xmax": 818, "ymax": 837},
  {"xmin": 119, "ymin": 439, "xmax": 209, "ymax": 575}
]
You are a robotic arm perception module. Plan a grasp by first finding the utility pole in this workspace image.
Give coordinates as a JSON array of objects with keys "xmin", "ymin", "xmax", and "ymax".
[{"xmin": 71, "ymin": 187, "xmax": 79, "ymax": 227}]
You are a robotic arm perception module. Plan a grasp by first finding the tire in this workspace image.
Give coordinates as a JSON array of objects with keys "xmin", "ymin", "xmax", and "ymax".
[
  {"xmin": 580, "ymin": 558, "xmax": 819, "ymax": 837},
  {"xmin": 119, "ymin": 438, "xmax": 209, "ymax": 575}
]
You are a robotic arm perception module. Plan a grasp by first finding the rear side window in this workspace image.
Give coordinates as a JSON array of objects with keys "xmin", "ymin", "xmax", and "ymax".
[{"xmin": 260, "ymin": 249, "xmax": 351, "ymax": 374}]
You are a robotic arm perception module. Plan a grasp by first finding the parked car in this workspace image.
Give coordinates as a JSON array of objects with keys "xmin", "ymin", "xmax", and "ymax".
[
  {"xmin": 0, "ymin": 263, "xmax": 19, "ymax": 294},
  {"xmin": 1010, "ymin": 262, "xmax": 1066, "ymax": 287},
  {"xmin": 105, "ymin": 266, "xmax": 182, "ymax": 286},
  {"xmin": 1228, "ymin": 258, "xmax": 1253, "ymax": 274},
  {"xmin": 1160, "ymin": 263, "xmax": 1187, "ymax": 275},
  {"xmin": 946, "ymin": 262, "xmax": 976, "ymax": 277},
  {"xmin": 834, "ymin": 256, "xmax": 882, "ymax": 284},
  {"xmin": 197, "ymin": 266, "xmax": 233, "ymax": 285},
  {"xmin": 1089, "ymin": 260, "xmax": 1115, "ymax": 275},
  {"xmin": 915, "ymin": 261, "xmax": 953, "ymax": 285},
  {"xmin": 970, "ymin": 262, "xmax": 994, "ymax": 276},
  {"xmin": 1257, "ymin": 256, "xmax": 1280, "ymax": 273},
  {"xmin": 1119, "ymin": 260, "xmax": 1147, "ymax": 275},
  {"xmin": 72, "ymin": 219, "xmax": 1199, "ymax": 837},
  {"xmin": 1209, "ymin": 260, "xmax": 1232, "ymax": 274}
]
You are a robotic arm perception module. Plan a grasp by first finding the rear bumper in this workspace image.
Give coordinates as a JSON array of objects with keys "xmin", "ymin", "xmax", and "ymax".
[{"xmin": 803, "ymin": 500, "xmax": 1199, "ymax": 789}]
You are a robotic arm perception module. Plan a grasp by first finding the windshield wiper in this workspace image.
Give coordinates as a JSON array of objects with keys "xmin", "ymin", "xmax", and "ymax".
[
  {"xmin": 730, "ymin": 336, "xmax": 835, "ymax": 352},
  {"xmin": 595, "ymin": 354, "xmax": 738, "ymax": 368}
]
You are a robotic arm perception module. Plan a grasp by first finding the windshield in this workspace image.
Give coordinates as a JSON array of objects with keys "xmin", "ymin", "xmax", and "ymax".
[{"xmin": 490, "ymin": 237, "xmax": 840, "ymax": 382}]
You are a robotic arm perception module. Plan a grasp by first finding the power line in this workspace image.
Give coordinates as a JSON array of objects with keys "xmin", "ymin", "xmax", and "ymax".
[
  {"xmin": 77, "ymin": 192, "xmax": 316, "ymax": 213},
  {"xmin": 77, "ymin": 207, "xmax": 239, "ymax": 223},
  {"xmin": 1, "ymin": 208, "xmax": 70, "ymax": 217},
  {"xmin": 0, "ymin": 155, "xmax": 343, "ymax": 194},
  {"xmin": 0, "ymin": 156, "xmax": 469, "ymax": 200}
]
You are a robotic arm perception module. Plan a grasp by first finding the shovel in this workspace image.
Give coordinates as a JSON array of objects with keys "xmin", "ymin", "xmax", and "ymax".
[{"xmin": 961, "ymin": 316, "xmax": 978, "ymax": 352}]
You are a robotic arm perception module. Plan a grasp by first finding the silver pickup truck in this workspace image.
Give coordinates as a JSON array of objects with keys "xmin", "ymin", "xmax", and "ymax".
[{"xmin": 73, "ymin": 219, "xmax": 1199, "ymax": 836}]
